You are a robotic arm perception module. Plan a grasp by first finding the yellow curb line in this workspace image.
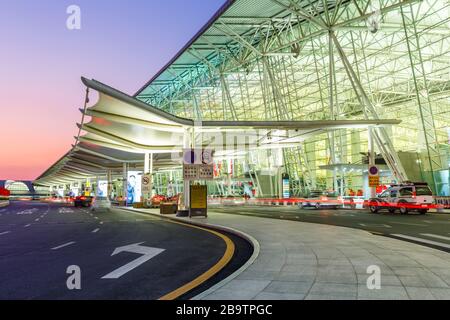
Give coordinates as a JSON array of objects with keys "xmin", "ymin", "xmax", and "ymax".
[{"xmin": 130, "ymin": 211, "xmax": 235, "ymax": 300}]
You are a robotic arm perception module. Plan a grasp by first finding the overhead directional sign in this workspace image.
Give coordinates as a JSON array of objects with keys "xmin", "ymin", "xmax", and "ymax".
[
  {"xmin": 183, "ymin": 149, "xmax": 214, "ymax": 180},
  {"xmin": 183, "ymin": 149, "xmax": 214, "ymax": 165},
  {"xmin": 102, "ymin": 242, "xmax": 165, "ymax": 279},
  {"xmin": 368, "ymin": 165, "xmax": 380, "ymax": 187},
  {"xmin": 369, "ymin": 166, "xmax": 379, "ymax": 176}
]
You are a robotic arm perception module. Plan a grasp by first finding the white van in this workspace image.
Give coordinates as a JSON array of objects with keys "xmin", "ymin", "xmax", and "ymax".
[{"xmin": 368, "ymin": 182, "xmax": 434, "ymax": 215}]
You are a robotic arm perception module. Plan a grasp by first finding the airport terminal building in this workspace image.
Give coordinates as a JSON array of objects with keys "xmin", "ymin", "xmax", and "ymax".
[{"xmin": 35, "ymin": 0, "xmax": 450, "ymax": 201}]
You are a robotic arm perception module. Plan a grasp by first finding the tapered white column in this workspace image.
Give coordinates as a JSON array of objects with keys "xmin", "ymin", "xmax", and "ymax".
[
  {"xmin": 144, "ymin": 153, "xmax": 150, "ymax": 174},
  {"xmin": 368, "ymin": 128, "xmax": 376, "ymax": 198},
  {"xmin": 123, "ymin": 163, "xmax": 128, "ymax": 205},
  {"xmin": 107, "ymin": 170, "xmax": 112, "ymax": 199},
  {"xmin": 183, "ymin": 128, "xmax": 191, "ymax": 209}
]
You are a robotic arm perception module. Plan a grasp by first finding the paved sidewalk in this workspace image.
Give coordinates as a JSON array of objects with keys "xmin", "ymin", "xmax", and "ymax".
[{"xmin": 131, "ymin": 208, "xmax": 450, "ymax": 300}]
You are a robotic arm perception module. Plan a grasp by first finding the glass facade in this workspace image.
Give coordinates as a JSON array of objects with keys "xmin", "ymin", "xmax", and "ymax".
[{"xmin": 136, "ymin": 0, "xmax": 450, "ymax": 196}]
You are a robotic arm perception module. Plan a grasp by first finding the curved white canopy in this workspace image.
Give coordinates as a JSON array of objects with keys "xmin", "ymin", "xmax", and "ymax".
[{"xmin": 35, "ymin": 77, "xmax": 401, "ymax": 186}]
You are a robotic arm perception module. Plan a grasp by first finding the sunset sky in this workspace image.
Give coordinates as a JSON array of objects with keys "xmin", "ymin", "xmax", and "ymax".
[{"xmin": 0, "ymin": 0, "xmax": 225, "ymax": 180}]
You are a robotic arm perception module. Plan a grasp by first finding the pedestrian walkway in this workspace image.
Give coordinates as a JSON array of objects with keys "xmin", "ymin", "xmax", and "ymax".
[{"xmin": 127, "ymin": 208, "xmax": 450, "ymax": 300}]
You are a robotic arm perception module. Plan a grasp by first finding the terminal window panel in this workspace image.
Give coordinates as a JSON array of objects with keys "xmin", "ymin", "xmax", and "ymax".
[{"xmin": 142, "ymin": 1, "xmax": 449, "ymax": 187}]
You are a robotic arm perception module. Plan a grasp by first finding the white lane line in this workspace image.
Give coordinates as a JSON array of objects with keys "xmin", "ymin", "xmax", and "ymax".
[
  {"xmin": 420, "ymin": 233, "xmax": 450, "ymax": 242},
  {"xmin": 391, "ymin": 234, "xmax": 450, "ymax": 249},
  {"xmin": 51, "ymin": 242, "xmax": 76, "ymax": 250},
  {"xmin": 92, "ymin": 228, "xmax": 100, "ymax": 233},
  {"xmin": 391, "ymin": 222, "xmax": 427, "ymax": 227},
  {"xmin": 359, "ymin": 223, "xmax": 392, "ymax": 228},
  {"xmin": 0, "ymin": 231, "xmax": 11, "ymax": 236},
  {"xmin": 35, "ymin": 218, "xmax": 40, "ymax": 222},
  {"xmin": 94, "ymin": 216, "xmax": 99, "ymax": 220},
  {"xmin": 99, "ymin": 221, "xmax": 104, "ymax": 225},
  {"xmin": 24, "ymin": 224, "xmax": 31, "ymax": 228}
]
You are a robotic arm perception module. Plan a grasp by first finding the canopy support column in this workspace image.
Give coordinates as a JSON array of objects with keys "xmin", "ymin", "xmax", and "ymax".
[
  {"xmin": 183, "ymin": 128, "xmax": 191, "ymax": 210},
  {"xmin": 368, "ymin": 128, "xmax": 376, "ymax": 199},
  {"xmin": 123, "ymin": 163, "xmax": 128, "ymax": 205},
  {"xmin": 107, "ymin": 170, "xmax": 112, "ymax": 199}
]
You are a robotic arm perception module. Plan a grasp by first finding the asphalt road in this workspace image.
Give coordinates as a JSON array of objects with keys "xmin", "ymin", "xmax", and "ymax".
[
  {"xmin": 0, "ymin": 201, "xmax": 238, "ymax": 300},
  {"xmin": 211, "ymin": 205, "xmax": 450, "ymax": 252}
]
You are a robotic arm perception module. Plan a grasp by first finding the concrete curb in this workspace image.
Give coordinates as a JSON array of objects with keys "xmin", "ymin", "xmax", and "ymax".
[
  {"xmin": 0, "ymin": 201, "xmax": 10, "ymax": 208},
  {"xmin": 119, "ymin": 207, "xmax": 260, "ymax": 300}
]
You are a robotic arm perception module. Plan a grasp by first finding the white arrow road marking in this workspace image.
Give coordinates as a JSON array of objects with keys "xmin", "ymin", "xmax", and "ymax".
[
  {"xmin": 51, "ymin": 242, "xmax": 76, "ymax": 250},
  {"xmin": 59, "ymin": 208, "xmax": 74, "ymax": 214},
  {"xmin": 359, "ymin": 223, "xmax": 391, "ymax": 228},
  {"xmin": 391, "ymin": 234, "xmax": 450, "ymax": 250},
  {"xmin": 420, "ymin": 233, "xmax": 450, "ymax": 242},
  {"xmin": 17, "ymin": 209, "xmax": 38, "ymax": 215},
  {"xmin": 0, "ymin": 231, "xmax": 11, "ymax": 236},
  {"xmin": 92, "ymin": 228, "xmax": 100, "ymax": 233},
  {"xmin": 102, "ymin": 243, "xmax": 165, "ymax": 279}
]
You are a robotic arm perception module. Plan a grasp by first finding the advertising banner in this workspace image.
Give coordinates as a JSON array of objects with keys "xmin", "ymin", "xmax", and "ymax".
[
  {"xmin": 127, "ymin": 171, "xmax": 142, "ymax": 204},
  {"xmin": 97, "ymin": 181, "xmax": 108, "ymax": 197},
  {"xmin": 282, "ymin": 173, "xmax": 290, "ymax": 199}
]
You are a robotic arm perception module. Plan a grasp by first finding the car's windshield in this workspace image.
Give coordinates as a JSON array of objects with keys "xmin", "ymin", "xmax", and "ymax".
[{"xmin": 380, "ymin": 191, "xmax": 389, "ymax": 198}]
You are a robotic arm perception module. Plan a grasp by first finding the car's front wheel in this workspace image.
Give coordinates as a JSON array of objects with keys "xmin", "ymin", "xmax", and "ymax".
[
  {"xmin": 419, "ymin": 209, "xmax": 428, "ymax": 215},
  {"xmin": 369, "ymin": 201, "xmax": 379, "ymax": 214},
  {"xmin": 315, "ymin": 203, "xmax": 321, "ymax": 209},
  {"xmin": 398, "ymin": 201, "xmax": 409, "ymax": 215}
]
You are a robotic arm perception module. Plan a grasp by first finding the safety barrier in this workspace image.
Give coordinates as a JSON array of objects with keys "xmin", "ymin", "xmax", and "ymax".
[
  {"xmin": 208, "ymin": 197, "xmax": 362, "ymax": 208},
  {"xmin": 435, "ymin": 197, "xmax": 450, "ymax": 209}
]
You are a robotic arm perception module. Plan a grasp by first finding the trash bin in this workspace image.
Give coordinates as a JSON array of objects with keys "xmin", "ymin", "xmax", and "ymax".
[{"xmin": 160, "ymin": 203, "xmax": 178, "ymax": 215}]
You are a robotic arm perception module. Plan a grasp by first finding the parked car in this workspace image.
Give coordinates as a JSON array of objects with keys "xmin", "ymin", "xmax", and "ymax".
[
  {"xmin": 74, "ymin": 196, "xmax": 93, "ymax": 208},
  {"xmin": 222, "ymin": 195, "xmax": 247, "ymax": 206},
  {"xmin": 368, "ymin": 182, "xmax": 433, "ymax": 215},
  {"xmin": 298, "ymin": 191, "xmax": 342, "ymax": 209},
  {"xmin": 91, "ymin": 197, "xmax": 111, "ymax": 212}
]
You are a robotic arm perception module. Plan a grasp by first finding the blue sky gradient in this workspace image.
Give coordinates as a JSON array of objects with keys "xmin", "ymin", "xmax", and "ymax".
[{"xmin": 0, "ymin": 0, "xmax": 225, "ymax": 179}]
